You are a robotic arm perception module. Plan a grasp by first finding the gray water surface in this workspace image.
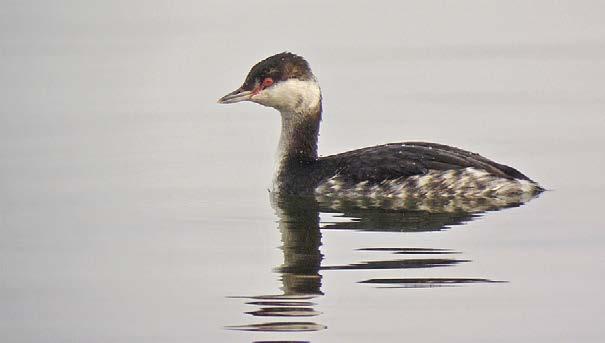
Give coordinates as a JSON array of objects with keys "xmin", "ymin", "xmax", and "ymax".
[{"xmin": 2, "ymin": 1, "xmax": 605, "ymax": 342}]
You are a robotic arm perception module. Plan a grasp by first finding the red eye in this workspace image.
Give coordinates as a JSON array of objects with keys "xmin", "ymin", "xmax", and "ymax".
[{"xmin": 262, "ymin": 78, "xmax": 274, "ymax": 88}]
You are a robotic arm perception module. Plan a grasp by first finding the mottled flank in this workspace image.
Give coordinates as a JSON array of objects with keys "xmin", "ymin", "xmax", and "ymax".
[{"xmin": 314, "ymin": 167, "xmax": 542, "ymax": 212}]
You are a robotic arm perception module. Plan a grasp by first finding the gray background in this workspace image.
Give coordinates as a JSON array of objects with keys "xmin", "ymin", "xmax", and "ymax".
[{"xmin": 1, "ymin": 1, "xmax": 604, "ymax": 342}]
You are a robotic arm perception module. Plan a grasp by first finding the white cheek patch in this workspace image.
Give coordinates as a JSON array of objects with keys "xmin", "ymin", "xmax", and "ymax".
[{"xmin": 252, "ymin": 79, "xmax": 321, "ymax": 113}]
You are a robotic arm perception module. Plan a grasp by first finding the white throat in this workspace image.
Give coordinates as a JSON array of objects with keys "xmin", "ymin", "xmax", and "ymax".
[
  {"xmin": 258, "ymin": 79, "xmax": 322, "ymax": 192},
  {"xmin": 276, "ymin": 110, "xmax": 304, "ymax": 161}
]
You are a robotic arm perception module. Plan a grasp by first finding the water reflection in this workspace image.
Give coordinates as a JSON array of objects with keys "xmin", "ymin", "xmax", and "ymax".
[{"xmin": 227, "ymin": 194, "xmax": 526, "ymax": 333}]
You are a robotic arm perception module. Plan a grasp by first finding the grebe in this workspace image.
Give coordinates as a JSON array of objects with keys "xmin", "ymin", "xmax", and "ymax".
[{"xmin": 218, "ymin": 52, "xmax": 543, "ymax": 207}]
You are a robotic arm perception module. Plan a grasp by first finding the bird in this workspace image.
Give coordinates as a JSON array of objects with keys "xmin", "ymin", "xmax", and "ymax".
[{"xmin": 218, "ymin": 52, "xmax": 543, "ymax": 210}]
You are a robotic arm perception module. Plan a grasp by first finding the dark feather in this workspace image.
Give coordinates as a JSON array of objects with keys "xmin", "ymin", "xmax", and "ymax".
[{"xmin": 315, "ymin": 142, "xmax": 533, "ymax": 184}]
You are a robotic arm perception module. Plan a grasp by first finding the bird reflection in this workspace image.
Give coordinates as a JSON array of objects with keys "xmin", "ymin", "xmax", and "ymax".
[
  {"xmin": 227, "ymin": 194, "xmax": 533, "ymax": 333},
  {"xmin": 275, "ymin": 196, "xmax": 324, "ymax": 296}
]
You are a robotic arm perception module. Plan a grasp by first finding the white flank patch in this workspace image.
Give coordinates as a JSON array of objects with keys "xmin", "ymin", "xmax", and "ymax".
[{"xmin": 314, "ymin": 167, "xmax": 541, "ymax": 212}]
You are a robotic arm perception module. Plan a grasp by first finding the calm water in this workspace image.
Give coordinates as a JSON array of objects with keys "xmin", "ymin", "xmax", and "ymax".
[{"xmin": 2, "ymin": 1, "xmax": 605, "ymax": 342}]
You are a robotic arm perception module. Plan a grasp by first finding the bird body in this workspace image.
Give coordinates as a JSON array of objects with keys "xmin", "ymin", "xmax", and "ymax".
[{"xmin": 218, "ymin": 52, "xmax": 542, "ymax": 210}]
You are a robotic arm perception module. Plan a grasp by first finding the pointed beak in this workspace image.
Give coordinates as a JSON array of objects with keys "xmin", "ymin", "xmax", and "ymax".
[{"xmin": 217, "ymin": 87, "xmax": 253, "ymax": 104}]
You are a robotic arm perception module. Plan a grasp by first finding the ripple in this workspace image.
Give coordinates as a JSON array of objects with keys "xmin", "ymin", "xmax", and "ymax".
[
  {"xmin": 360, "ymin": 278, "xmax": 506, "ymax": 288},
  {"xmin": 227, "ymin": 322, "xmax": 327, "ymax": 332}
]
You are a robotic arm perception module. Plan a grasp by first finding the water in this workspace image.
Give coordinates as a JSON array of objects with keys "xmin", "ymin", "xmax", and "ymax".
[{"xmin": 2, "ymin": 1, "xmax": 605, "ymax": 342}]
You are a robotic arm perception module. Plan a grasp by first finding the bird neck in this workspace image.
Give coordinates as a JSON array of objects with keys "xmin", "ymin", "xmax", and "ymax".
[
  {"xmin": 277, "ymin": 102, "xmax": 322, "ymax": 164},
  {"xmin": 273, "ymin": 102, "xmax": 322, "ymax": 191}
]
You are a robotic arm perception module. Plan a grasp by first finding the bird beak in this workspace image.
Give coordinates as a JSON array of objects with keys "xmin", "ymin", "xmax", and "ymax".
[{"xmin": 217, "ymin": 87, "xmax": 253, "ymax": 104}]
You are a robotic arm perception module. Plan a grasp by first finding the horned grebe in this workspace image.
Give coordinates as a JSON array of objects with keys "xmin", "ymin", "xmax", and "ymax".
[{"xmin": 218, "ymin": 52, "xmax": 543, "ymax": 207}]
